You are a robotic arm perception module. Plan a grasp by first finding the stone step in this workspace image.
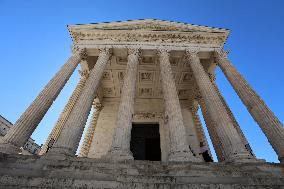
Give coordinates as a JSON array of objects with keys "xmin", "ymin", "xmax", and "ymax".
[{"xmin": 0, "ymin": 155, "xmax": 283, "ymax": 188}]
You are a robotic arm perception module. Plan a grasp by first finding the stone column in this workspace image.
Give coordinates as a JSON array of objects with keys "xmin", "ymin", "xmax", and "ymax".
[
  {"xmin": 107, "ymin": 48, "xmax": 140, "ymax": 161},
  {"xmin": 158, "ymin": 49, "xmax": 200, "ymax": 162},
  {"xmin": 78, "ymin": 99, "xmax": 102, "ymax": 157},
  {"xmin": 199, "ymin": 97, "xmax": 225, "ymax": 162},
  {"xmin": 190, "ymin": 103, "xmax": 213, "ymax": 158},
  {"xmin": 210, "ymin": 75, "xmax": 254, "ymax": 156},
  {"xmin": 39, "ymin": 69, "xmax": 89, "ymax": 155},
  {"xmin": 188, "ymin": 94, "xmax": 211, "ymax": 156},
  {"xmin": 0, "ymin": 48, "xmax": 86, "ymax": 154},
  {"xmin": 181, "ymin": 106, "xmax": 203, "ymax": 160},
  {"xmin": 215, "ymin": 50, "xmax": 284, "ymax": 162},
  {"xmin": 187, "ymin": 49, "xmax": 255, "ymax": 162},
  {"xmin": 47, "ymin": 48, "xmax": 111, "ymax": 157}
]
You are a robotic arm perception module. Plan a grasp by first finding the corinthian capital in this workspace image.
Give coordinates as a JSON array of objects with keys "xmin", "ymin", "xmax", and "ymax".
[
  {"xmin": 79, "ymin": 48, "xmax": 88, "ymax": 60},
  {"xmin": 127, "ymin": 48, "xmax": 141, "ymax": 57},
  {"xmin": 99, "ymin": 47, "xmax": 112, "ymax": 55},
  {"xmin": 78, "ymin": 69, "xmax": 89, "ymax": 78},
  {"xmin": 214, "ymin": 49, "xmax": 229, "ymax": 59},
  {"xmin": 156, "ymin": 48, "xmax": 171, "ymax": 57},
  {"xmin": 72, "ymin": 46, "xmax": 87, "ymax": 60},
  {"xmin": 185, "ymin": 48, "xmax": 200, "ymax": 61}
]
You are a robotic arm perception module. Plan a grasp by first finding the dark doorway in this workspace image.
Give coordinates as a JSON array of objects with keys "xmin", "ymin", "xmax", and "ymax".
[{"xmin": 130, "ymin": 123, "xmax": 161, "ymax": 161}]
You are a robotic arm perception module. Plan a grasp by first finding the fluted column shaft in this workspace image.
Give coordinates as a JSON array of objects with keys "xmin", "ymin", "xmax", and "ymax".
[
  {"xmin": 78, "ymin": 100, "xmax": 102, "ymax": 157},
  {"xmin": 190, "ymin": 104, "xmax": 212, "ymax": 158},
  {"xmin": 215, "ymin": 50, "xmax": 284, "ymax": 162},
  {"xmin": 211, "ymin": 79, "xmax": 254, "ymax": 156},
  {"xmin": 108, "ymin": 49, "xmax": 139, "ymax": 161},
  {"xmin": 47, "ymin": 48, "xmax": 111, "ymax": 156},
  {"xmin": 39, "ymin": 70, "xmax": 89, "ymax": 155},
  {"xmin": 158, "ymin": 49, "xmax": 199, "ymax": 162},
  {"xmin": 187, "ymin": 50, "xmax": 254, "ymax": 162},
  {"xmin": 0, "ymin": 48, "xmax": 86, "ymax": 154},
  {"xmin": 199, "ymin": 97, "xmax": 225, "ymax": 161},
  {"xmin": 181, "ymin": 106, "xmax": 203, "ymax": 160}
]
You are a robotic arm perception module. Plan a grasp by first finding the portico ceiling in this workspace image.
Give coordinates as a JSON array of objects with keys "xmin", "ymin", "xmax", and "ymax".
[{"xmin": 72, "ymin": 19, "xmax": 221, "ymax": 100}]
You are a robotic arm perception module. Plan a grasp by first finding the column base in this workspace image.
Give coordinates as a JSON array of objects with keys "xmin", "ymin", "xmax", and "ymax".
[
  {"xmin": 226, "ymin": 153, "xmax": 263, "ymax": 163},
  {"xmin": 0, "ymin": 140, "xmax": 21, "ymax": 155},
  {"xmin": 168, "ymin": 150, "xmax": 202, "ymax": 162},
  {"xmin": 43, "ymin": 146, "xmax": 75, "ymax": 160},
  {"xmin": 104, "ymin": 148, "xmax": 134, "ymax": 162}
]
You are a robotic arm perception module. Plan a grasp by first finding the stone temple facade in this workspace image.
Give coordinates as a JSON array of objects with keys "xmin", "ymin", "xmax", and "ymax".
[{"xmin": 0, "ymin": 19, "xmax": 283, "ymax": 188}]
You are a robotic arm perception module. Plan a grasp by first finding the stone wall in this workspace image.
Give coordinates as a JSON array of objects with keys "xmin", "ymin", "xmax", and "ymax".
[{"xmin": 87, "ymin": 98, "xmax": 207, "ymax": 162}]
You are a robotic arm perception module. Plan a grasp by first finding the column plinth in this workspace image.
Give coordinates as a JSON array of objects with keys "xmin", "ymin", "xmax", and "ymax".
[
  {"xmin": 46, "ymin": 48, "xmax": 111, "ymax": 157},
  {"xmin": 0, "ymin": 48, "xmax": 86, "ymax": 154},
  {"xmin": 107, "ymin": 48, "xmax": 140, "ymax": 161},
  {"xmin": 187, "ymin": 49, "xmax": 255, "ymax": 162},
  {"xmin": 158, "ymin": 49, "xmax": 200, "ymax": 162},
  {"xmin": 215, "ymin": 50, "xmax": 284, "ymax": 162}
]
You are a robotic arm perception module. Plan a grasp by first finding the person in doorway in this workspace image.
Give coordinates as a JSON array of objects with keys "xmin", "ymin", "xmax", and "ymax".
[{"xmin": 199, "ymin": 142, "xmax": 213, "ymax": 162}]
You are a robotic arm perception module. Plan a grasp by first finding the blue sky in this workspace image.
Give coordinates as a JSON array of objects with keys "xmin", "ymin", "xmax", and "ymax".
[{"xmin": 0, "ymin": 0, "xmax": 283, "ymax": 162}]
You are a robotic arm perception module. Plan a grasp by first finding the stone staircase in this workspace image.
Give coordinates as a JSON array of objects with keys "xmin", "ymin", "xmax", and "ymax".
[{"xmin": 0, "ymin": 154, "xmax": 283, "ymax": 188}]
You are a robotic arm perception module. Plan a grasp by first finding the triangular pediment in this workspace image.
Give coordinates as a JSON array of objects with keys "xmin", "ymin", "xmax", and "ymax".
[
  {"xmin": 69, "ymin": 19, "xmax": 229, "ymax": 33},
  {"xmin": 68, "ymin": 19, "xmax": 229, "ymax": 47}
]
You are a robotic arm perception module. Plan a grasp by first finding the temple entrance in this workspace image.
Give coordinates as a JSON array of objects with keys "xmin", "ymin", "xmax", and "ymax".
[{"xmin": 130, "ymin": 123, "xmax": 161, "ymax": 161}]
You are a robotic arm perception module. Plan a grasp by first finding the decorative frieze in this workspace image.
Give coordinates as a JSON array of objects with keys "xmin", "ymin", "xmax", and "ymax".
[
  {"xmin": 133, "ymin": 112, "xmax": 164, "ymax": 120},
  {"xmin": 72, "ymin": 31, "xmax": 226, "ymax": 46}
]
